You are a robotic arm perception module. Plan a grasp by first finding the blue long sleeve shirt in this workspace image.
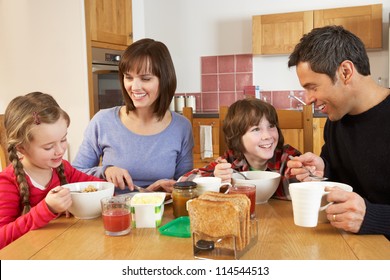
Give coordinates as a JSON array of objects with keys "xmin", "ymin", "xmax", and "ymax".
[{"xmin": 72, "ymin": 106, "xmax": 194, "ymax": 188}]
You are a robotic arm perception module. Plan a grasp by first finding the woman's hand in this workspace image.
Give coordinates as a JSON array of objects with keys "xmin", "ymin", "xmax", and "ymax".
[
  {"xmin": 214, "ymin": 158, "xmax": 233, "ymax": 183},
  {"xmin": 145, "ymin": 179, "xmax": 177, "ymax": 193},
  {"xmin": 45, "ymin": 187, "xmax": 72, "ymax": 214},
  {"xmin": 325, "ymin": 186, "xmax": 366, "ymax": 233},
  {"xmin": 104, "ymin": 166, "xmax": 134, "ymax": 191},
  {"xmin": 287, "ymin": 152, "xmax": 325, "ymax": 181}
]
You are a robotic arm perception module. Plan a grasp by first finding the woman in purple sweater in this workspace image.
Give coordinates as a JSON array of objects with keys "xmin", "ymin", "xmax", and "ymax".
[{"xmin": 73, "ymin": 38, "xmax": 194, "ymax": 194}]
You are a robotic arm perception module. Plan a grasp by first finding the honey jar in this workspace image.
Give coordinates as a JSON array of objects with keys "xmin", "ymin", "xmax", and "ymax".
[{"xmin": 172, "ymin": 181, "xmax": 198, "ymax": 218}]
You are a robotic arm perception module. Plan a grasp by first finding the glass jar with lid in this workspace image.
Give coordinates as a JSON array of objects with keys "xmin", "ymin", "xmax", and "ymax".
[{"xmin": 172, "ymin": 181, "xmax": 198, "ymax": 218}]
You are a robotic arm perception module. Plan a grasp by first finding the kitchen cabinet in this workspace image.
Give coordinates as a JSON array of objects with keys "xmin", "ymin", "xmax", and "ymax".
[
  {"xmin": 313, "ymin": 117, "xmax": 326, "ymax": 156},
  {"xmin": 281, "ymin": 128, "xmax": 304, "ymax": 153},
  {"xmin": 252, "ymin": 11, "xmax": 313, "ymax": 55},
  {"xmin": 252, "ymin": 4, "xmax": 382, "ymax": 55},
  {"xmin": 192, "ymin": 118, "xmax": 220, "ymax": 168},
  {"xmin": 85, "ymin": 0, "xmax": 132, "ymax": 50},
  {"xmin": 84, "ymin": 0, "xmax": 132, "ymax": 118},
  {"xmin": 314, "ymin": 5, "xmax": 382, "ymax": 49}
]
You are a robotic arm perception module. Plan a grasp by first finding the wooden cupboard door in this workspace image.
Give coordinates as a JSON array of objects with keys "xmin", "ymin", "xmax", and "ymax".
[
  {"xmin": 281, "ymin": 129, "xmax": 304, "ymax": 154},
  {"xmin": 252, "ymin": 11, "xmax": 313, "ymax": 55},
  {"xmin": 313, "ymin": 118, "xmax": 327, "ymax": 156},
  {"xmin": 314, "ymin": 4, "xmax": 382, "ymax": 49},
  {"xmin": 87, "ymin": 0, "xmax": 132, "ymax": 49},
  {"xmin": 192, "ymin": 118, "xmax": 220, "ymax": 169}
]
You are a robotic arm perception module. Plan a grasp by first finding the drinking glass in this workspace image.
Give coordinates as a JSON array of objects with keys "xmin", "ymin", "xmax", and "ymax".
[
  {"xmin": 229, "ymin": 183, "xmax": 256, "ymax": 219},
  {"xmin": 101, "ymin": 196, "xmax": 132, "ymax": 236}
]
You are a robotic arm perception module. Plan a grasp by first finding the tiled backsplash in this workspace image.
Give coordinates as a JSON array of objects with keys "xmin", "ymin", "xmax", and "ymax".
[
  {"xmin": 243, "ymin": 87, "xmax": 306, "ymax": 110},
  {"xmin": 175, "ymin": 54, "xmax": 304, "ymax": 112}
]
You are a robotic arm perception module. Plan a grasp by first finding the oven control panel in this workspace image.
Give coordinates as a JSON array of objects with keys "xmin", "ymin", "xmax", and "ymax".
[
  {"xmin": 105, "ymin": 53, "xmax": 121, "ymax": 63},
  {"xmin": 92, "ymin": 47, "xmax": 123, "ymax": 66}
]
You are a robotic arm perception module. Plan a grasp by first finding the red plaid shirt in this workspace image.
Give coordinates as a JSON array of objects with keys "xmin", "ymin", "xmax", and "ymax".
[{"xmin": 180, "ymin": 144, "xmax": 301, "ymax": 200}]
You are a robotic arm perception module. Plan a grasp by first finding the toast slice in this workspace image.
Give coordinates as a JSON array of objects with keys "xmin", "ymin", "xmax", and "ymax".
[
  {"xmin": 188, "ymin": 198, "xmax": 241, "ymax": 250},
  {"xmin": 198, "ymin": 191, "xmax": 250, "ymax": 250},
  {"xmin": 187, "ymin": 191, "xmax": 251, "ymax": 251}
]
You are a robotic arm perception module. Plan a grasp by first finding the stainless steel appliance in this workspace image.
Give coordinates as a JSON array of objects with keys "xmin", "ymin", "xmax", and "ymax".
[{"xmin": 92, "ymin": 47, "xmax": 124, "ymax": 114}]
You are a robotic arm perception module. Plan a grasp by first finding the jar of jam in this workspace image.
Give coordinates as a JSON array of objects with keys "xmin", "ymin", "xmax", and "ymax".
[{"xmin": 172, "ymin": 181, "xmax": 198, "ymax": 218}]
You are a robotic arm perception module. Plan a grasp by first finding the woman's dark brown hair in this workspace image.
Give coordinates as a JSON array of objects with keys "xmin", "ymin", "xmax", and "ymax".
[
  {"xmin": 118, "ymin": 38, "xmax": 177, "ymax": 120},
  {"xmin": 222, "ymin": 98, "xmax": 284, "ymax": 160},
  {"xmin": 4, "ymin": 91, "xmax": 70, "ymax": 215}
]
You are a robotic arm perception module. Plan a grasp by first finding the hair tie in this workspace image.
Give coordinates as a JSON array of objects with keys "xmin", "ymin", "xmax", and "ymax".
[{"xmin": 32, "ymin": 112, "xmax": 41, "ymax": 125}]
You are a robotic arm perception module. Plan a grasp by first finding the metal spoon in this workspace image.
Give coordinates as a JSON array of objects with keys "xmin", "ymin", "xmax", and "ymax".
[
  {"xmin": 133, "ymin": 184, "xmax": 152, "ymax": 192},
  {"xmin": 216, "ymin": 158, "xmax": 250, "ymax": 180},
  {"xmin": 288, "ymin": 155, "xmax": 328, "ymax": 181},
  {"xmin": 232, "ymin": 169, "xmax": 250, "ymax": 180}
]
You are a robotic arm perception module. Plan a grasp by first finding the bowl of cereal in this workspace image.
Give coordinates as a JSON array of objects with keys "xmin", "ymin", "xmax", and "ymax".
[{"xmin": 63, "ymin": 181, "xmax": 115, "ymax": 219}]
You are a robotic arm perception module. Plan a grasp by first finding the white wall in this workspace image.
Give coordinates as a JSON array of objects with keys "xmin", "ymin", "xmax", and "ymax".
[
  {"xmin": 133, "ymin": 0, "xmax": 389, "ymax": 92},
  {"xmin": 0, "ymin": 0, "xmax": 388, "ymax": 162},
  {"xmin": 0, "ymin": 0, "xmax": 89, "ymax": 161}
]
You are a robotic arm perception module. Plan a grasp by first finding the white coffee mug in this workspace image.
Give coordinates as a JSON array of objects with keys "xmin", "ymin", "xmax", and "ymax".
[
  {"xmin": 193, "ymin": 177, "xmax": 231, "ymax": 195},
  {"xmin": 316, "ymin": 182, "xmax": 353, "ymax": 223},
  {"xmin": 289, "ymin": 181, "xmax": 352, "ymax": 227}
]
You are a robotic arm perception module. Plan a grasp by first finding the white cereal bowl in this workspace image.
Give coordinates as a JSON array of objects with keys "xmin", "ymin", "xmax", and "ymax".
[
  {"xmin": 232, "ymin": 171, "xmax": 281, "ymax": 204},
  {"xmin": 63, "ymin": 181, "xmax": 115, "ymax": 219}
]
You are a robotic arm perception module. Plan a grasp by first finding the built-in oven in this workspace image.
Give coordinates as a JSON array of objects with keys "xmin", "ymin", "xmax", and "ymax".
[{"xmin": 91, "ymin": 47, "xmax": 124, "ymax": 115}]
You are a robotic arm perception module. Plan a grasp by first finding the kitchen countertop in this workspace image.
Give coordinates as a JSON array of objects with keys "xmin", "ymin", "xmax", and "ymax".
[{"xmin": 190, "ymin": 110, "xmax": 327, "ymax": 118}]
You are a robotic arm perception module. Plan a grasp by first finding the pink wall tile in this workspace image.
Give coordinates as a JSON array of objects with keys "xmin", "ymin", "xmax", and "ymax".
[
  {"xmin": 236, "ymin": 54, "xmax": 253, "ymax": 72},
  {"xmin": 219, "ymin": 92, "xmax": 236, "ymax": 107},
  {"xmin": 236, "ymin": 91, "xmax": 245, "ymax": 100},
  {"xmin": 201, "ymin": 74, "xmax": 218, "ymax": 92},
  {"xmin": 201, "ymin": 92, "xmax": 219, "ymax": 111},
  {"xmin": 289, "ymin": 90, "xmax": 306, "ymax": 109},
  {"xmin": 199, "ymin": 54, "xmax": 254, "ymax": 111},
  {"xmin": 235, "ymin": 73, "xmax": 253, "ymax": 91},
  {"xmin": 272, "ymin": 91, "xmax": 291, "ymax": 109},
  {"xmin": 187, "ymin": 52, "xmax": 303, "ymax": 113},
  {"xmin": 260, "ymin": 91, "xmax": 272, "ymax": 104},
  {"xmin": 201, "ymin": 56, "xmax": 217, "ymax": 74},
  {"xmin": 219, "ymin": 73, "xmax": 235, "ymax": 91},
  {"xmin": 218, "ymin": 55, "xmax": 234, "ymax": 73}
]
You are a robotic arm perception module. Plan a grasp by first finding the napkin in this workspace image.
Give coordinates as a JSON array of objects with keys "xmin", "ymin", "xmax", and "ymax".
[{"xmin": 200, "ymin": 125, "xmax": 213, "ymax": 159}]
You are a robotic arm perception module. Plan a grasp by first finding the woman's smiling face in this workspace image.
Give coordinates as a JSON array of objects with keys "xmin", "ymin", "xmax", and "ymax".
[{"xmin": 123, "ymin": 69, "xmax": 160, "ymax": 110}]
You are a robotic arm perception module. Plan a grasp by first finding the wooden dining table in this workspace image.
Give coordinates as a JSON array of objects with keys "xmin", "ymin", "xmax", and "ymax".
[{"xmin": 0, "ymin": 199, "xmax": 389, "ymax": 260}]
